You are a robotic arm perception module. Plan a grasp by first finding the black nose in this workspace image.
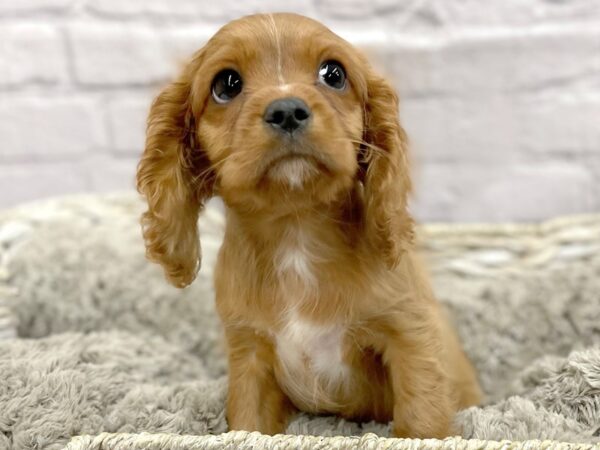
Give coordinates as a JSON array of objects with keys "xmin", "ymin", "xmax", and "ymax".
[{"xmin": 264, "ymin": 97, "xmax": 311, "ymax": 134}]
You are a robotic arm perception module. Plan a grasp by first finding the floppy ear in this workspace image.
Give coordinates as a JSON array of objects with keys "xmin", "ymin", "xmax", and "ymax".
[
  {"xmin": 361, "ymin": 72, "xmax": 414, "ymax": 268},
  {"xmin": 136, "ymin": 57, "xmax": 214, "ymax": 288}
]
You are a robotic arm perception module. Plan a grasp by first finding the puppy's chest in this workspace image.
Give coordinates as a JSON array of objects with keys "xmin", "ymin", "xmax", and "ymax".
[
  {"xmin": 273, "ymin": 228, "xmax": 319, "ymax": 286},
  {"xmin": 273, "ymin": 239, "xmax": 347, "ymax": 380},
  {"xmin": 275, "ymin": 315, "xmax": 348, "ymax": 382},
  {"xmin": 270, "ymin": 228, "xmax": 358, "ymax": 408},
  {"xmin": 273, "ymin": 313, "xmax": 354, "ymax": 413}
]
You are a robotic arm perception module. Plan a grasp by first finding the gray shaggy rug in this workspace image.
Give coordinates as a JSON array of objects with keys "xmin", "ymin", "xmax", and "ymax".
[{"xmin": 0, "ymin": 193, "xmax": 599, "ymax": 450}]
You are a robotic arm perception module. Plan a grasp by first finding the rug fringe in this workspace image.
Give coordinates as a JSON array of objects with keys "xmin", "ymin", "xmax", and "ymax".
[{"xmin": 63, "ymin": 431, "xmax": 600, "ymax": 450}]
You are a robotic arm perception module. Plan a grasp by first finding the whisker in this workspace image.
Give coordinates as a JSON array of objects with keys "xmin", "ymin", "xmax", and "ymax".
[{"xmin": 328, "ymin": 137, "xmax": 393, "ymax": 162}]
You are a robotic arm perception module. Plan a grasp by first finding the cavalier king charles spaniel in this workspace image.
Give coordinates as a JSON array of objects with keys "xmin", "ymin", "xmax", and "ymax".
[{"xmin": 136, "ymin": 13, "xmax": 482, "ymax": 438}]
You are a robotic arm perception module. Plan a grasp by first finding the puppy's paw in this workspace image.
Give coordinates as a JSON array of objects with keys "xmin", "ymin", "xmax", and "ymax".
[{"xmin": 392, "ymin": 398, "xmax": 455, "ymax": 439}]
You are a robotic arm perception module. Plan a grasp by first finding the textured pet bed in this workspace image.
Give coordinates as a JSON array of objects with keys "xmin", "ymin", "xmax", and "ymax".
[{"xmin": 0, "ymin": 193, "xmax": 599, "ymax": 450}]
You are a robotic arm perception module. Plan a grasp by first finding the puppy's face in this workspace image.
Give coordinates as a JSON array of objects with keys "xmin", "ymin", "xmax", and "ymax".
[
  {"xmin": 137, "ymin": 13, "xmax": 411, "ymax": 287},
  {"xmin": 195, "ymin": 14, "xmax": 366, "ymax": 209}
]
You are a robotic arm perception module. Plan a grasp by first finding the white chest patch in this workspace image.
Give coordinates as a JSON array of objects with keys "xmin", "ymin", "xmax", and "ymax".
[
  {"xmin": 278, "ymin": 247, "xmax": 313, "ymax": 283},
  {"xmin": 276, "ymin": 312, "xmax": 348, "ymax": 384},
  {"xmin": 275, "ymin": 228, "xmax": 316, "ymax": 286}
]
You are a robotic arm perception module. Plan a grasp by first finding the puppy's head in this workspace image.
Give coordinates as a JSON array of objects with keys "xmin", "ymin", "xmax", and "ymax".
[{"xmin": 137, "ymin": 13, "xmax": 412, "ymax": 287}]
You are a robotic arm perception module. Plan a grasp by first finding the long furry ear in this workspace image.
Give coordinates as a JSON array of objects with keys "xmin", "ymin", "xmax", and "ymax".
[
  {"xmin": 361, "ymin": 72, "xmax": 414, "ymax": 268},
  {"xmin": 136, "ymin": 60, "xmax": 214, "ymax": 288}
]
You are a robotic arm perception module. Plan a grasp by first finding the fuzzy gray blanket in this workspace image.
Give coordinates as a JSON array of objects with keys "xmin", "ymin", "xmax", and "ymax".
[{"xmin": 0, "ymin": 194, "xmax": 599, "ymax": 450}]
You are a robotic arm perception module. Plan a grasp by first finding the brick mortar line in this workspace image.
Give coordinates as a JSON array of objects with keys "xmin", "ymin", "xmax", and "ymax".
[{"xmin": 2, "ymin": 17, "xmax": 600, "ymax": 36}]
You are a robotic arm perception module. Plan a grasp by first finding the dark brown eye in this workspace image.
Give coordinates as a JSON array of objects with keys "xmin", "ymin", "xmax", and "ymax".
[
  {"xmin": 211, "ymin": 69, "xmax": 243, "ymax": 104},
  {"xmin": 318, "ymin": 60, "xmax": 346, "ymax": 90}
]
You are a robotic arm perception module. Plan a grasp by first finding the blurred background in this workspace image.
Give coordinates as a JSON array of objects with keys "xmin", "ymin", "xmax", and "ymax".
[{"xmin": 0, "ymin": 0, "xmax": 598, "ymax": 222}]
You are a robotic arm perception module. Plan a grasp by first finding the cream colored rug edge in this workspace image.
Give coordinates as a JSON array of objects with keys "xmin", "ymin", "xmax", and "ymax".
[{"xmin": 64, "ymin": 431, "xmax": 600, "ymax": 450}]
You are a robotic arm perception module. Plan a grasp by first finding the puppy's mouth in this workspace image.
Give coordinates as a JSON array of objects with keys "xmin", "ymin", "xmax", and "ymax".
[{"xmin": 258, "ymin": 147, "xmax": 332, "ymax": 189}]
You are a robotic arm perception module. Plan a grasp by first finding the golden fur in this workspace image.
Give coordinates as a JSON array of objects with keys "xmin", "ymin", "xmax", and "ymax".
[{"xmin": 136, "ymin": 13, "xmax": 482, "ymax": 438}]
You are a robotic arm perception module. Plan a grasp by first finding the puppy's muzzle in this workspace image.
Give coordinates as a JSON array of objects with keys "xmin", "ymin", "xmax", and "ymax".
[{"xmin": 264, "ymin": 97, "xmax": 311, "ymax": 135}]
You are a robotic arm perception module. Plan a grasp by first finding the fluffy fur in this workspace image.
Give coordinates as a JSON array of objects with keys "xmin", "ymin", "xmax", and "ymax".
[{"xmin": 136, "ymin": 13, "xmax": 482, "ymax": 438}]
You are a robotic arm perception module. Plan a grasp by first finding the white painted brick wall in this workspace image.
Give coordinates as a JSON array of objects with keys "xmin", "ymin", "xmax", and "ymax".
[
  {"xmin": 0, "ymin": 24, "xmax": 68, "ymax": 87},
  {"xmin": 0, "ymin": 97, "xmax": 106, "ymax": 159},
  {"xmin": 69, "ymin": 24, "xmax": 174, "ymax": 85},
  {"xmin": 1, "ymin": 0, "xmax": 598, "ymax": 222},
  {"xmin": 106, "ymin": 98, "xmax": 151, "ymax": 155}
]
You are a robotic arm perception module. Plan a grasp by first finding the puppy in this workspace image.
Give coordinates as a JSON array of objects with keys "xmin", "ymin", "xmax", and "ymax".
[{"xmin": 136, "ymin": 13, "xmax": 482, "ymax": 438}]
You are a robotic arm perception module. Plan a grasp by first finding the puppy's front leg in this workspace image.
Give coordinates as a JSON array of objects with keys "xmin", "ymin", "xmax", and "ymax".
[
  {"xmin": 225, "ymin": 327, "xmax": 294, "ymax": 435},
  {"xmin": 383, "ymin": 320, "xmax": 455, "ymax": 438}
]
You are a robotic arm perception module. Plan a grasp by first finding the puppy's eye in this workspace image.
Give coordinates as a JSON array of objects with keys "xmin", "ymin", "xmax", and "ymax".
[
  {"xmin": 318, "ymin": 60, "xmax": 346, "ymax": 90},
  {"xmin": 211, "ymin": 69, "xmax": 243, "ymax": 104}
]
